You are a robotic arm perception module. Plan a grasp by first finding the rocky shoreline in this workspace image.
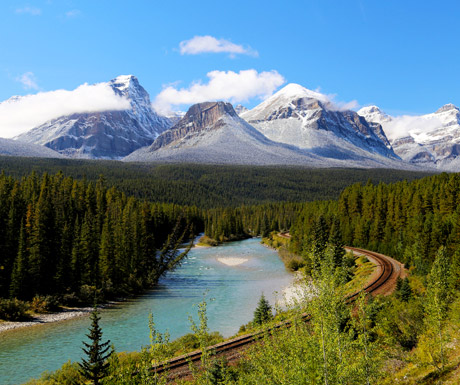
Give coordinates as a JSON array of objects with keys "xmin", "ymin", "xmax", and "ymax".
[{"xmin": 0, "ymin": 306, "xmax": 94, "ymax": 333}]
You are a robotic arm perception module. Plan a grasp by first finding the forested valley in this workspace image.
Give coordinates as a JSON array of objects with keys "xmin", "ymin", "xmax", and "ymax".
[
  {"xmin": 4, "ymin": 158, "xmax": 460, "ymax": 383},
  {"xmin": 0, "ymin": 158, "xmax": 435, "ymax": 308}
]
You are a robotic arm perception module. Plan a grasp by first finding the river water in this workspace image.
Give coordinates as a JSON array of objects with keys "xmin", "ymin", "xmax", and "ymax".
[{"xmin": 0, "ymin": 238, "xmax": 293, "ymax": 385}]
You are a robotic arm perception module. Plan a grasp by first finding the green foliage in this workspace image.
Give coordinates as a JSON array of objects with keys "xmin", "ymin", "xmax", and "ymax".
[
  {"xmin": 23, "ymin": 361, "xmax": 84, "ymax": 385},
  {"xmin": 79, "ymin": 306, "xmax": 112, "ymax": 385},
  {"xmin": 395, "ymin": 277, "xmax": 412, "ymax": 302},
  {"xmin": 0, "ymin": 157, "xmax": 433, "ymax": 208},
  {"xmin": 29, "ymin": 295, "xmax": 61, "ymax": 313},
  {"xmin": 376, "ymin": 296, "xmax": 424, "ymax": 352},
  {"xmin": 421, "ymin": 246, "xmax": 453, "ymax": 371},
  {"xmin": 0, "ymin": 297, "xmax": 30, "ymax": 321},
  {"xmin": 208, "ymin": 357, "xmax": 238, "ymax": 385},
  {"xmin": 289, "ymin": 172, "xmax": 460, "ymax": 277},
  {"xmin": 238, "ymin": 250, "xmax": 384, "ymax": 385},
  {"xmin": 253, "ymin": 294, "xmax": 273, "ymax": 326}
]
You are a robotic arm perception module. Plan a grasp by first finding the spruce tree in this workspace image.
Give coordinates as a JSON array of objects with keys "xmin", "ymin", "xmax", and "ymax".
[
  {"xmin": 253, "ymin": 293, "xmax": 272, "ymax": 326},
  {"xmin": 80, "ymin": 306, "xmax": 112, "ymax": 385}
]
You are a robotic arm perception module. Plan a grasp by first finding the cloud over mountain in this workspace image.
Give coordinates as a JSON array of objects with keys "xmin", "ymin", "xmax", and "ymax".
[
  {"xmin": 153, "ymin": 69, "xmax": 285, "ymax": 114},
  {"xmin": 0, "ymin": 83, "xmax": 130, "ymax": 138}
]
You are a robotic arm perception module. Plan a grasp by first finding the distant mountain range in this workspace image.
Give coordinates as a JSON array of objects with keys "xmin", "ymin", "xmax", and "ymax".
[
  {"xmin": 0, "ymin": 75, "xmax": 458, "ymax": 170},
  {"xmin": 358, "ymin": 104, "xmax": 460, "ymax": 171}
]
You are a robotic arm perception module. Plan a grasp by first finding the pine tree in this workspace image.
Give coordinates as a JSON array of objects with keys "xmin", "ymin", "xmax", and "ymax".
[
  {"xmin": 253, "ymin": 293, "xmax": 273, "ymax": 326},
  {"xmin": 311, "ymin": 215, "xmax": 329, "ymax": 271},
  {"xmin": 80, "ymin": 306, "xmax": 112, "ymax": 385}
]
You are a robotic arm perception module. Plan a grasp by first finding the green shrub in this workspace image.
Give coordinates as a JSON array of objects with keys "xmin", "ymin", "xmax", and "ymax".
[
  {"xmin": 30, "ymin": 296, "xmax": 61, "ymax": 313},
  {"xmin": 23, "ymin": 361, "xmax": 84, "ymax": 385},
  {"xmin": 0, "ymin": 298, "xmax": 30, "ymax": 321}
]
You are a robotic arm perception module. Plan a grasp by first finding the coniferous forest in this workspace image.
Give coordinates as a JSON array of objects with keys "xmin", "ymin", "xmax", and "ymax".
[{"xmin": 0, "ymin": 171, "xmax": 200, "ymax": 304}]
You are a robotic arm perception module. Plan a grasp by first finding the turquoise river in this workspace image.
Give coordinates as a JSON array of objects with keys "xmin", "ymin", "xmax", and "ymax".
[{"xmin": 0, "ymin": 238, "xmax": 293, "ymax": 385}]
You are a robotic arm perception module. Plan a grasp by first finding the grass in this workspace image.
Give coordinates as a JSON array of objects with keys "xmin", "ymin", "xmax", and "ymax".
[{"xmin": 344, "ymin": 255, "xmax": 376, "ymax": 296}]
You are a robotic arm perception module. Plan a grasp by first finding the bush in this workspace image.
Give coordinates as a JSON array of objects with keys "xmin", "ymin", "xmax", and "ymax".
[
  {"xmin": 79, "ymin": 285, "xmax": 104, "ymax": 305},
  {"xmin": 198, "ymin": 235, "xmax": 220, "ymax": 246},
  {"xmin": 168, "ymin": 332, "xmax": 224, "ymax": 355},
  {"xmin": 30, "ymin": 296, "xmax": 61, "ymax": 313},
  {"xmin": 61, "ymin": 293, "xmax": 81, "ymax": 307},
  {"xmin": 23, "ymin": 361, "xmax": 84, "ymax": 385},
  {"xmin": 0, "ymin": 298, "xmax": 30, "ymax": 321}
]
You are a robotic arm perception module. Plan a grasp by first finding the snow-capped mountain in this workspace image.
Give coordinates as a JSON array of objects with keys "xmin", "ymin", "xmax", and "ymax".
[
  {"xmin": 16, "ymin": 75, "xmax": 172, "ymax": 159},
  {"xmin": 124, "ymin": 101, "xmax": 413, "ymax": 169},
  {"xmin": 241, "ymin": 84, "xmax": 398, "ymax": 162},
  {"xmin": 124, "ymin": 101, "xmax": 319, "ymax": 165},
  {"xmin": 358, "ymin": 104, "xmax": 460, "ymax": 170},
  {"xmin": 0, "ymin": 138, "xmax": 63, "ymax": 158}
]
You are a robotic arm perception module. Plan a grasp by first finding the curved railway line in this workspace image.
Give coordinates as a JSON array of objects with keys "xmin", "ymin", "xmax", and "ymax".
[{"xmin": 150, "ymin": 246, "xmax": 403, "ymax": 381}]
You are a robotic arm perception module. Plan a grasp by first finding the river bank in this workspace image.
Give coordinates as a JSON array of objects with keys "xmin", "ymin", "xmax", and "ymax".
[
  {"xmin": 0, "ymin": 307, "xmax": 93, "ymax": 333},
  {"xmin": 0, "ymin": 237, "xmax": 294, "ymax": 385}
]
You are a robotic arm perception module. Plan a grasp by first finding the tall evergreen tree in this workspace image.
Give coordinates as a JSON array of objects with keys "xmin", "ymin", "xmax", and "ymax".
[
  {"xmin": 80, "ymin": 306, "xmax": 112, "ymax": 385},
  {"xmin": 253, "ymin": 293, "xmax": 273, "ymax": 326}
]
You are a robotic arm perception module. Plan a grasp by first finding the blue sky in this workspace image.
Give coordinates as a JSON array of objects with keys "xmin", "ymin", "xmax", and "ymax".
[{"xmin": 1, "ymin": 0, "xmax": 459, "ymax": 120}]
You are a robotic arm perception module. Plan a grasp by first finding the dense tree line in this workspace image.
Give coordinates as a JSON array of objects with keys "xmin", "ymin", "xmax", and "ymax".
[
  {"xmin": 289, "ymin": 172, "xmax": 460, "ymax": 276},
  {"xmin": 203, "ymin": 203, "xmax": 302, "ymax": 241},
  {"xmin": 0, "ymin": 171, "xmax": 201, "ymax": 302},
  {"xmin": 0, "ymin": 156, "xmax": 434, "ymax": 208}
]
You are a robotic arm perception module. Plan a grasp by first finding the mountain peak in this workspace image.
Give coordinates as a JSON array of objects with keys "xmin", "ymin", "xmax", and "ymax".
[
  {"xmin": 110, "ymin": 74, "xmax": 138, "ymax": 88},
  {"xmin": 358, "ymin": 105, "xmax": 383, "ymax": 115},
  {"xmin": 435, "ymin": 103, "xmax": 459, "ymax": 114},
  {"xmin": 109, "ymin": 75, "xmax": 144, "ymax": 97},
  {"xmin": 273, "ymin": 83, "xmax": 329, "ymax": 103}
]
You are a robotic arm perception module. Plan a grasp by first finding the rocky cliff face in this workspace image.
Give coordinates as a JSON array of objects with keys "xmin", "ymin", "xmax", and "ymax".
[
  {"xmin": 16, "ymin": 75, "xmax": 172, "ymax": 159},
  {"xmin": 150, "ymin": 102, "xmax": 237, "ymax": 151}
]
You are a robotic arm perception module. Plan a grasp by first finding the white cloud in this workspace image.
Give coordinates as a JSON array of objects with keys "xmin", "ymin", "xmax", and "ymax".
[
  {"xmin": 383, "ymin": 115, "xmax": 443, "ymax": 141},
  {"xmin": 0, "ymin": 83, "xmax": 130, "ymax": 138},
  {"xmin": 153, "ymin": 69, "xmax": 285, "ymax": 114},
  {"xmin": 179, "ymin": 36, "xmax": 258, "ymax": 57},
  {"xmin": 314, "ymin": 89, "xmax": 359, "ymax": 111},
  {"xmin": 328, "ymin": 97, "xmax": 360, "ymax": 111},
  {"xmin": 15, "ymin": 6, "xmax": 41, "ymax": 15},
  {"xmin": 16, "ymin": 72, "xmax": 39, "ymax": 90},
  {"xmin": 65, "ymin": 9, "xmax": 81, "ymax": 18}
]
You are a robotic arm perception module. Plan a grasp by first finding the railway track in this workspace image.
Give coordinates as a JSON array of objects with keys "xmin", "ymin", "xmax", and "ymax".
[{"xmin": 150, "ymin": 247, "xmax": 402, "ymax": 380}]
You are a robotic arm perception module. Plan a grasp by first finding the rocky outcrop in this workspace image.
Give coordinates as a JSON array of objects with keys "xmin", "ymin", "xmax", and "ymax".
[{"xmin": 150, "ymin": 102, "xmax": 237, "ymax": 151}]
